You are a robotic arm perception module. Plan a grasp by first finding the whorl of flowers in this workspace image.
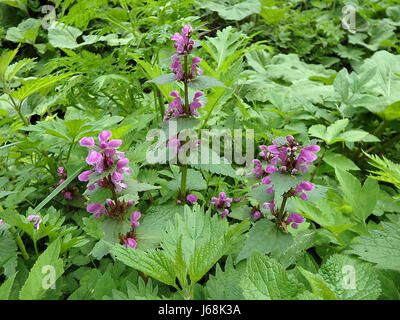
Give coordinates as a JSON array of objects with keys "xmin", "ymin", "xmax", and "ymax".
[
  {"xmin": 211, "ymin": 192, "xmax": 233, "ymax": 218},
  {"xmin": 252, "ymin": 135, "xmax": 320, "ymax": 231},
  {"xmin": 164, "ymin": 25, "xmax": 204, "ymax": 121},
  {"xmin": 253, "ymin": 135, "xmax": 320, "ymax": 201},
  {"xmin": 78, "ymin": 130, "xmax": 139, "ymax": 248}
]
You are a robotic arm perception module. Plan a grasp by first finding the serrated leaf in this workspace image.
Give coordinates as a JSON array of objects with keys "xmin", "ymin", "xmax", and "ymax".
[
  {"xmin": 350, "ymin": 215, "xmax": 400, "ymax": 271},
  {"xmin": 0, "ymin": 273, "xmax": 17, "ymax": 300},
  {"xmin": 11, "ymin": 74, "xmax": 71, "ymax": 101},
  {"xmin": 241, "ymin": 253, "xmax": 301, "ymax": 299},
  {"xmin": 318, "ymin": 254, "xmax": 381, "ymax": 300},
  {"xmin": 298, "ymin": 267, "xmax": 337, "ymax": 300},
  {"xmin": 335, "ymin": 169, "xmax": 379, "ymax": 222},
  {"xmin": 236, "ymin": 219, "xmax": 293, "ymax": 263},
  {"xmin": 111, "ymin": 245, "xmax": 177, "ymax": 287}
]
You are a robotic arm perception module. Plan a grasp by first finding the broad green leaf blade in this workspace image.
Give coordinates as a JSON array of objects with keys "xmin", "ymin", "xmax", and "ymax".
[
  {"xmin": 350, "ymin": 215, "xmax": 400, "ymax": 271},
  {"xmin": 0, "ymin": 273, "xmax": 17, "ymax": 300},
  {"xmin": 318, "ymin": 254, "xmax": 381, "ymax": 300},
  {"xmin": 19, "ymin": 239, "xmax": 64, "ymax": 300},
  {"xmin": 111, "ymin": 245, "xmax": 177, "ymax": 287},
  {"xmin": 241, "ymin": 253, "xmax": 301, "ymax": 299},
  {"xmin": 298, "ymin": 267, "xmax": 337, "ymax": 300}
]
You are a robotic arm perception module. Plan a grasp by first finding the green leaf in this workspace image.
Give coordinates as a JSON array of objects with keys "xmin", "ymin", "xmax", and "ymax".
[
  {"xmin": 335, "ymin": 169, "xmax": 379, "ymax": 222},
  {"xmin": 323, "ymin": 152, "xmax": 360, "ymax": 171},
  {"xmin": 293, "ymin": 198, "xmax": 355, "ymax": 235},
  {"xmin": 334, "ymin": 69, "xmax": 350, "ymax": 101},
  {"xmin": 0, "ymin": 273, "xmax": 17, "ymax": 300},
  {"xmin": 204, "ymin": 256, "xmax": 245, "ymax": 300},
  {"xmin": 298, "ymin": 267, "xmax": 337, "ymax": 300},
  {"xmin": 309, "ymin": 119, "xmax": 349, "ymax": 144},
  {"xmin": 0, "ymin": 47, "xmax": 18, "ymax": 81},
  {"xmin": 203, "ymin": 26, "xmax": 245, "ymax": 72},
  {"xmin": 0, "ymin": 232, "xmax": 17, "ymax": 277},
  {"xmin": 5, "ymin": 18, "xmax": 41, "ymax": 44},
  {"xmin": 318, "ymin": 254, "xmax": 381, "ymax": 300},
  {"xmin": 240, "ymin": 253, "xmax": 301, "ymax": 299},
  {"xmin": 188, "ymin": 76, "xmax": 227, "ymax": 90},
  {"xmin": 350, "ymin": 215, "xmax": 400, "ymax": 271},
  {"xmin": 111, "ymin": 245, "xmax": 177, "ymax": 287},
  {"xmin": 48, "ymin": 22, "xmax": 83, "ymax": 49},
  {"xmin": 147, "ymin": 73, "xmax": 176, "ymax": 85},
  {"xmin": 19, "ymin": 239, "xmax": 64, "ymax": 300},
  {"xmin": 236, "ymin": 219, "xmax": 293, "ymax": 263},
  {"xmin": 198, "ymin": 0, "xmax": 261, "ymax": 21},
  {"xmin": 11, "ymin": 74, "xmax": 72, "ymax": 101}
]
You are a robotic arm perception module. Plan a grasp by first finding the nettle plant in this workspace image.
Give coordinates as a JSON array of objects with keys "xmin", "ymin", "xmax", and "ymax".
[
  {"xmin": 251, "ymin": 135, "xmax": 320, "ymax": 232},
  {"xmin": 78, "ymin": 130, "xmax": 142, "ymax": 249}
]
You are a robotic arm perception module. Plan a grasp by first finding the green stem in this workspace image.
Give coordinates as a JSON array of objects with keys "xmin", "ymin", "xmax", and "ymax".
[
  {"xmin": 310, "ymin": 144, "xmax": 327, "ymax": 182},
  {"xmin": 10, "ymin": 227, "xmax": 29, "ymax": 260},
  {"xmin": 180, "ymin": 165, "xmax": 188, "ymax": 198},
  {"xmin": 66, "ymin": 139, "xmax": 75, "ymax": 163},
  {"xmin": 8, "ymin": 94, "xmax": 28, "ymax": 126},
  {"xmin": 33, "ymin": 240, "xmax": 39, "ymax": 256}
]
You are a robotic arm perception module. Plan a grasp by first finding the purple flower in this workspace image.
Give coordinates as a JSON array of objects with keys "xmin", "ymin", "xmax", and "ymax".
[
  {"xmin": 164, "ymin": 91, "xmax": 184, "ymax": 121},
  {"xmin": 252, "ymin": 159, "xmax": 264, "ymax": 178},
  {"xmin": 296, "ymin": 145, "xmax": 320, "ymax": 173},
  {"xmin": 171, "ymin": 24, "xmax": 194, "ymax": 54},
  {"xmin": 286, "ymin": 213, "xmax": 305, "ymax": 229},
  {"xmin": 63, "ymin": 191, "xmax": 73, "ymax": 200},
  {"xmin": 190, "ymin": 57, "xmax": 203, "ymax": 79},
  {"xmin": 262, "ymin": 201, "xmax": 276, "ymax": 213},
  {"xmin": 80, "ymin": 137, "xmax": 95, "ymax": 147},
  {"xmin": 211, "ymin": 192, "xmax": 232, "ymax": 208},
  {"xmin": 219, "ymin": 208, "xmax": 230, "ymax": 219},
  {"xmin": 0, "ymin": 219, "xmax": 4, "ymax": 226},
  {"xmin": 57, "ymin": 167, "xmax": 65, "ymax": 177},
  {"xmin": 252, "ymin": 210, "xmax": 262, "ymax": 221},
  {"xmin": 130, "ymin": 211, "xmax": 141, "ymax": 228},
  {"xmin": 295, "ymin": 181, "xmax": 314, "ymax": 200},
  {"xmin": 170, "ymin": 56, "xmax": 184, "ymax": 81},
  {"xmin": 124, "ymin": 238, "xmax": 137, "ymax": 249},
  {"xmin": 87, "ymin": 203, "xmax": 108, "ymax": 219},
  {"xmin": 234, "ymin": 197, "xmax": 241, "ymax": 202},
  {"xmin": 186, "ymin": 194, "xmax": 198, "ymax": 204},
  {"xmin": 27, "ymin": 215, "xmax": 42, "ymax": 229},
  {"xmin": 189, "ymin": 92, "xmax": 204, "ymax": 116},
  {"xmin": 86, "ymin": 151, "xmax": 103, "ymax": 171},
  {"xmin": 265, "ymin": 166, "xmax": 278, "ymax": 174},
  {"xmin": 78, "ymin": 170, "xmax": 93, "ymax": 182}
]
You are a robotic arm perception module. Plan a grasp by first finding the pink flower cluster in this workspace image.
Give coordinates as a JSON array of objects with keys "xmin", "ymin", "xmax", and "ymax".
[
  {"xmin": 78, "ymin": 131, "xmax": 132, "ymax": 193},
  {"xmin": 262, "ymin": 201, "xmax": 305, "ymax": 229},
  {"xmin": 211, "ymin": 192, "xmax": 232, "ymax": 218},
  {"xmin": 164, "ymin": 24, "xmax": 204, "ymax": 122},
  {"xmin": 27, "ymin": 215, "xmax": 42, "ymax": 229},
  {"xmin": 164, "ymin": 91, "xmax": 204, "ymax": 121},
  {"xmin": 171, "ymin": 25, "xmax": 194, "ymax": 54},
  {"xmin": 253, "ymin": 135, "xmax": 320, "ymax": 200},
  {"xmin": 87, "ymin": 200, "xmax": 135, "ymax": 219},
  {"xmin": 123, "ymin": 211, "xmax": 142, "ymax": 249}
]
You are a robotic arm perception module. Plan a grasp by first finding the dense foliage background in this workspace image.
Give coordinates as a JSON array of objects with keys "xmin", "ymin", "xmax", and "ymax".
[{"xmin": 0, "ymin": 0, "xmax": 400, "ymax": 300}]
